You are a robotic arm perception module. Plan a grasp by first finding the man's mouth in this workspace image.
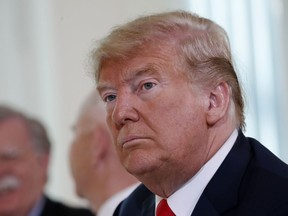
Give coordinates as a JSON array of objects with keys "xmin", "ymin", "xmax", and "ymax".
[{"xmin": 120, "ymin": 136, "xmax": 146, "ymax": 148}]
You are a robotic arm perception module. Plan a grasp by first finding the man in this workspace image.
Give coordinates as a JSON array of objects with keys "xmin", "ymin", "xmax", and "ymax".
[
  {"xmin": 91, "ymin": 10, "xmax": 288, "ymax": 215},
  {"xmin": 69, "ymin": 90, "xmax": 139, "ymax": 215},
  {"xmin": 0, "ymin": 105, "xmax": 94, "ymax": 216}
]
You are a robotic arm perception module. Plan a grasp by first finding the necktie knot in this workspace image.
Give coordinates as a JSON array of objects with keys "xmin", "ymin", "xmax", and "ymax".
[{"xmin": 156, "ymin": 199, "xmax": 175, "ymax": 216}]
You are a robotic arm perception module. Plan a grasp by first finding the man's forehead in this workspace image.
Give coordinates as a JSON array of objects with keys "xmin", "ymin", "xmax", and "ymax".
[
  {"xmin": 97, "ymin": 42, "xmax": 174, "ymax": 78},
  {"xmin": 0, "ymin": 119, "xmax": 33, "ymax": 151},
  {"xmin": 0, "ymin": 117, "xmax": 27, "ymax": 130},
  {"xmin": 98, "ymin": 53, "xmax": 168, "ymax": 86}
]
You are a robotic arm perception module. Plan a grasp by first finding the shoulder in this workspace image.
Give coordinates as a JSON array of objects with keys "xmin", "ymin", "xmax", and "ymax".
[
  {"xmin": 41, "ymin": 197, "xmax": 94, "ymax": 216},
  {"xmin": 246, "ymin": 134, "xmax": 288, "ymax": 180},
  {"xmin": 236, "ymin": 132, "xmax": 288, "ymax": 214},
  {"xmin": 200, "ymin": 131, "xmax": 288, "ymax": 215},
  {"xmin": 235, "ymin": 130, "xmax": 288, "ymax": 179}
]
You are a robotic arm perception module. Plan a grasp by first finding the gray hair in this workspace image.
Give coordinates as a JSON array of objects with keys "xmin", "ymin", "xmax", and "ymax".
[
  {"xmin": 75, "ymin": 89, "xmax": 107, "ymax": 133},
  {"xmin": 0, "ymin": 105, "xmax": 51, "ymax": 154}
]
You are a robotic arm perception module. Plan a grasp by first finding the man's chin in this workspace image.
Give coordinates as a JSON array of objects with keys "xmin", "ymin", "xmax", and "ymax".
[
  {"xmin": 124, "ymin": 156, "xmax": 160, "ymax": 178},
  {"xmin": 0, "ymin": 190, "xmax": 19, "ymax": 211}
]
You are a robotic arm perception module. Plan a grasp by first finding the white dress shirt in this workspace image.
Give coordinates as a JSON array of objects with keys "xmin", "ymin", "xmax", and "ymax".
[
  {"xmin": 156, "ymin": 129, "xmax": 238, "ymax": 216},
  {"xmin": 98, "ymin": 183, "xmax": 139, "ymax": 216},
  {"xmin": 28, "ymin": 195, "xmax": 45, "ymax": 216}
]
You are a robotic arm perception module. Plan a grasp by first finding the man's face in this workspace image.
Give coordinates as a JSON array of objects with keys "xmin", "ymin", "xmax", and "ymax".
[
  {"xmin": 70, "ymin": 114, "xmax": 95, "ymax": 198},
  {"xmin": 97, "ymin": 44, "xmax": 211, "ymax": 183},
  {"xmin": 0, "ymin": 118, "xmax": 48, "ymax": 216}
]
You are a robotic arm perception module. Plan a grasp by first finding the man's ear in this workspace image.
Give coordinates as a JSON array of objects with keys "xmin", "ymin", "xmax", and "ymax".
[
  {"xmin": 37, "ymin": 153, "xmax": 50, "ymax": 182},
  {"xmin": 91, "ymin": 125, "xmax": 111, "ymax": 166},
  {"xmin": 206, "ymin": 82, "xmax": 231, "ymax": 126}
]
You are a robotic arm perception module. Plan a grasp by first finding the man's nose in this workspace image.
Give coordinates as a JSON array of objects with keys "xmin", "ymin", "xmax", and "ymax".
[{"xmin": 111, "ymin": 92, "xmax": 139, "ymax": 126}]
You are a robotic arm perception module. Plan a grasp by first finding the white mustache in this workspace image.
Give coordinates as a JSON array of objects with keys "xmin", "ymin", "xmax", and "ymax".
[{"xmin": 0, "ymin": 175, "xmax": 20, "ymax": 192}]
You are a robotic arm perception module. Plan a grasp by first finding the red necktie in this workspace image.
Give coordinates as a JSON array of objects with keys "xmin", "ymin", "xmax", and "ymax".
[{"xmin": 156, "ymin": 199, "xmax": 175, "ymax": 216}]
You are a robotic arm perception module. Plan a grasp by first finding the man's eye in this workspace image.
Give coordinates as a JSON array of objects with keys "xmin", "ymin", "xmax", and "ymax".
[
  {"xmin": 142, "ymin": 82, "xmax": 156, "ymax": 90},
  {"xmin": 0, "ymin": 149, "xmax": 21, "ymax": 161},
  {"xmin": 104, "ymin": 95, "xmax": 116, "ymax": 102}
]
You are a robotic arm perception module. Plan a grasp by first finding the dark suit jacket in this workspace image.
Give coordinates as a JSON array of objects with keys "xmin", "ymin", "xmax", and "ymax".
[
  {"xmin": 113, "ymin": 130, "xmax": 288, "ymax": 216},
  {"xmin": 40, "ymin": 196, "xmax": 94, "ymax": 216}
]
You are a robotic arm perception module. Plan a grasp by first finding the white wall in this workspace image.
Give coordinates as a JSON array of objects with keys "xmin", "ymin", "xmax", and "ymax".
[{"xmin": 0, "ymin": 0, "xmax": 191, "ymax": 206}]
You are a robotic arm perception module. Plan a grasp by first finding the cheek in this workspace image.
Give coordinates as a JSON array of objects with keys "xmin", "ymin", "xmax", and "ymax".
[
  {"xmin": 150, "ymin": 94, "xmax": 197, "ymax": 126},
  {"xmin": 152, "ymin": 95, "xmax": 207, "ymax": 146},
  {"xmin": 16, "ymin": 161, "xmax": 41, "ymax": 190},
  {"xmin": 106, "ymin": 118, "xmax": 119, "ymax": 144},
  {"xmin": 70, "ymin": 141, "xmax": 82, "ymax": 170},
  {"xmin": 71, "ymin": 148, "xmax": 89, "ymax": 177}
]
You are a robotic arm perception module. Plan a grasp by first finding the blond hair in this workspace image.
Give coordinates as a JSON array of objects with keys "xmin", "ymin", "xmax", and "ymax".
[{"xmin": 91, "ymin": 10, "xmax": 245, "ymax": 129}]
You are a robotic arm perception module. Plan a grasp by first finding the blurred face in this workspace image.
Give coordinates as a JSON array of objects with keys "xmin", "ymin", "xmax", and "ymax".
[
  {"xmin": 0, "ymin": 118, "xmax": 48, "ymax": 216},
  {"xmin": 97, "ymin": 44, "xmax": 211, "ymax": 183},
  {"xmin": 70, "ymin": 114, "xmax": 95, "ymax": 198}
]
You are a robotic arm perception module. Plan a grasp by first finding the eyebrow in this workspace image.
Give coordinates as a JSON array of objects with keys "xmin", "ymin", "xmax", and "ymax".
[
  {"xmin": 97, "ymin": 64, "xmax": 159, "ymax": 93},
  {"xmin": 96, "ymin": 82, "xmax": 115, "ymax": 94},
  {"xmin": 132, "ymin": 66, "xmax": 157, "ymax": 78},
  {"xmin": 0, "ymin": 148, "xmax": 21, "ymax": 158}
]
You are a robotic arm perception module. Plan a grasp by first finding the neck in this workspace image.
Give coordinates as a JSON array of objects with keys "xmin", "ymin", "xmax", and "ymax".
[{"xmin": 138, "ymin": 123, "xmax": 236, "ymax": 198}]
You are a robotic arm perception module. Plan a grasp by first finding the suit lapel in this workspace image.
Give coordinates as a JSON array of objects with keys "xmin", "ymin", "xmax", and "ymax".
[
  {"xmin": 193, "ymin": 131, "xmax": 252, "ymax": 215},
  {"xmin": 141, "ymin": 193, "xmax": 155, "ymax": 216},
  {"xmin": 117, "ymin": 184, "xmax": 155, "ymax": 216},
  {"xmin": 191, "ymin": 193, "xmax": 219, "ymax": 216}
]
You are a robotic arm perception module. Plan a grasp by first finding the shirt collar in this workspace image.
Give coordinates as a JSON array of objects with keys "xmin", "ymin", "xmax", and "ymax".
[
  {"xmin": 28, "ymin": 195, "xmax": 46, "ymax": 216},
  {"xmin": 98, "ymin": 183, "xmax": 139, "ymax": 216},
  {"xmin": 156, "ymin": 129, "xmax": 238, "ymax": 216}
]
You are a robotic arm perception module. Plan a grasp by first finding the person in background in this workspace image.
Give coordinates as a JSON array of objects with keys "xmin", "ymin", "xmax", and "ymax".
[
  {"xmin": 92, "ymin": 10, "xmax": 288, "ymax": 215},
  {"xmin": 0, "ymin": 105, "xmax": 94, "ymax": 216},
  {"xmin": 69, "ymin": 90, "xmax": 139, "ymax": 216}
]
